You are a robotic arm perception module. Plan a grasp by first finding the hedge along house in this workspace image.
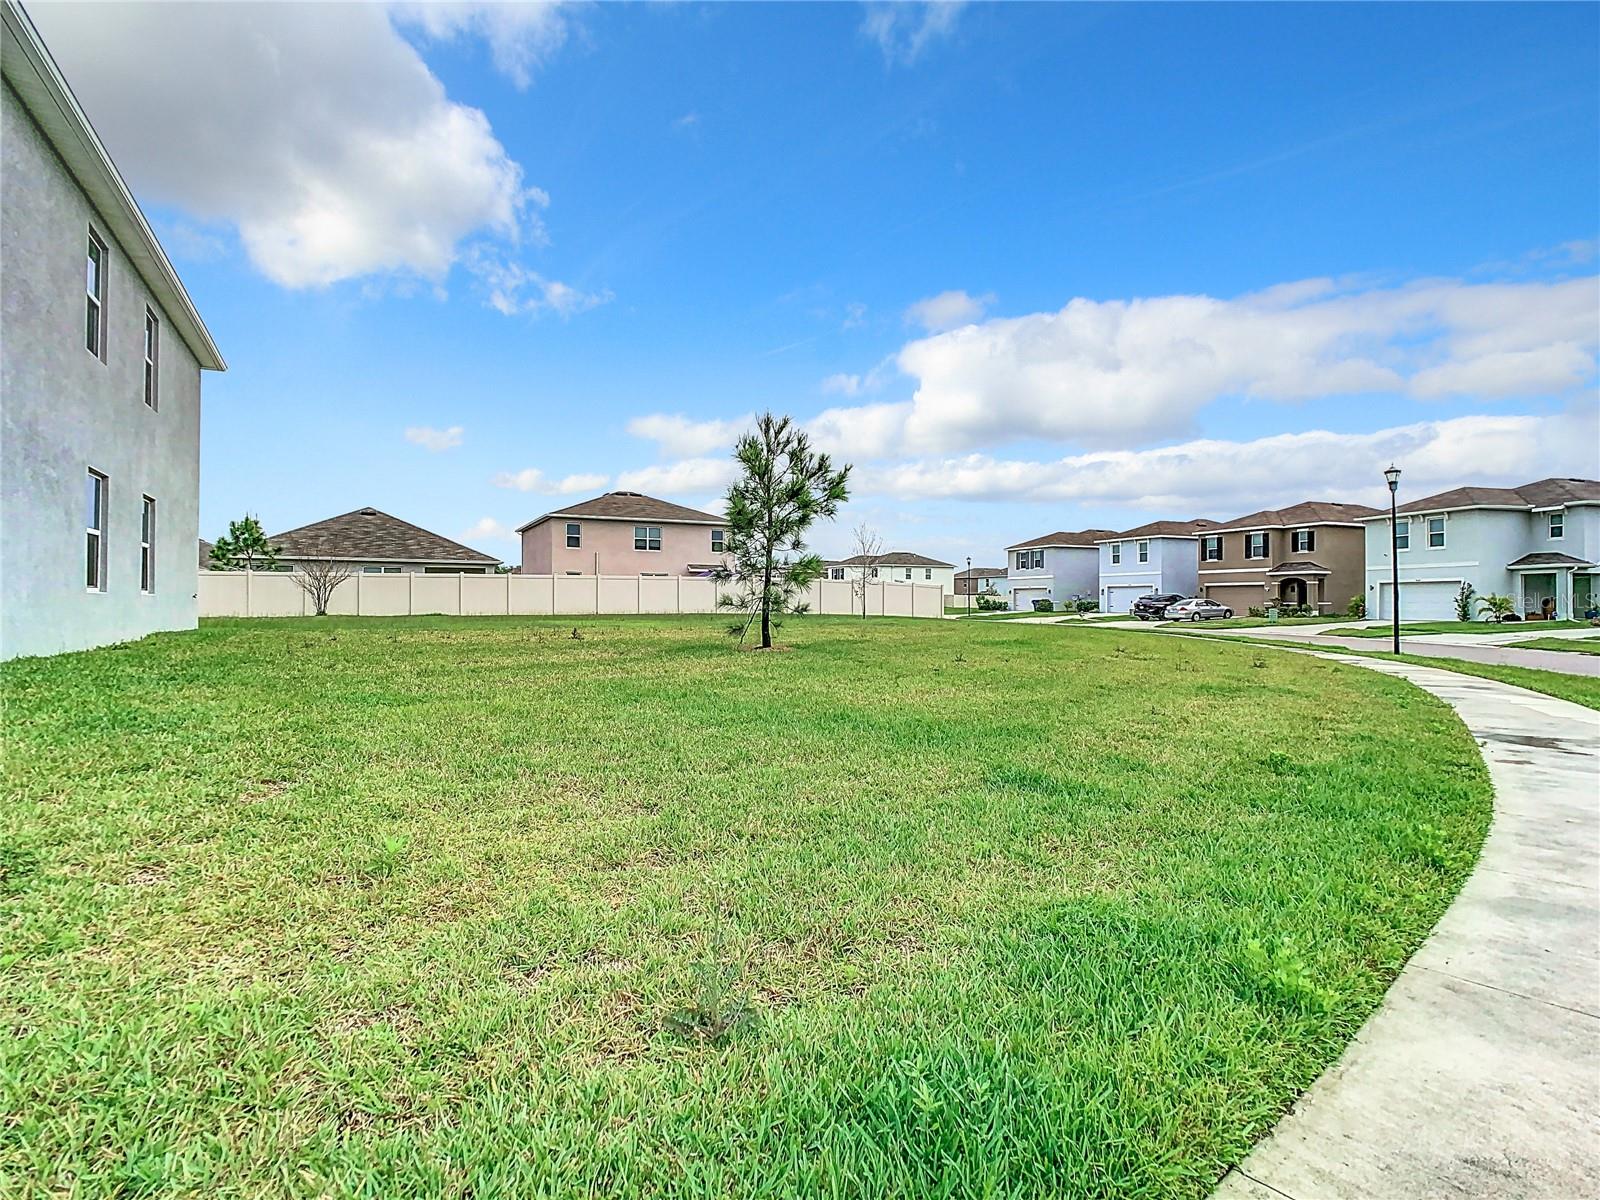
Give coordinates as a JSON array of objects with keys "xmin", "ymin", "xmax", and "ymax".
[
  {"xmin": 1197, "ymin": 501, "xmax": 1378, "ymax": 616},
  {"xmin": 1004, "ymin": 529, "xmax": 1117, "ymax": 610},
  {"xmin": 1360, "ymin": 477, "xmax": 1600, "ymax": 622},
  {"xmin": 518, "ymin": 491, "xmax": 727, "ymax": 577},
  {"xmin": 2, "ymin": 0, "xmax": 225, "ymax": 660},
  {"xmin": 261, "ymin": 508, "xmax": 500, "ymax": 574},
  {"xmin": 1094, "ymin": 519, "xmax": 1219, "ymax": 614}
]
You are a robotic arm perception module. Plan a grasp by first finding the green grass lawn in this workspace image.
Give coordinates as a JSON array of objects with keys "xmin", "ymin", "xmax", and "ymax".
[
  {"xmin": 1479, "ymin": 635, "xmax": 1600, "ymax": 656},
  {"xmin": 2, "ymin": 616, "xmax": 1490, "ymax": 1198},
  {"xmin": 1328, "ymin": 619, "xmax": 1594, "ymax": 638}
]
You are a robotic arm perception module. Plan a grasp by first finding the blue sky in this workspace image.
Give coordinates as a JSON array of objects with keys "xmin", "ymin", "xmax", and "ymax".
[{"xmin": 32, "ymin": 1, "xmax": 1600, "ymax": 565}]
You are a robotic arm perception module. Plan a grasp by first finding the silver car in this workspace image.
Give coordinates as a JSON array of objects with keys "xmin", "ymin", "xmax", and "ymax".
[{"xmin": 1163, "ymin": 597, "xmax": 1233, "ymax": 621}]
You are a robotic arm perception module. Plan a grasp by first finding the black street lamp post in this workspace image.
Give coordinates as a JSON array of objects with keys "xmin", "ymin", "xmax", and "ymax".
[
  {"xmin": 1385, "ymin": 464, "xmax": 1402, "ymax": 655},
  {"xmin": 966, "ymin": 556, "xmax": 972, "ymax": 617}
]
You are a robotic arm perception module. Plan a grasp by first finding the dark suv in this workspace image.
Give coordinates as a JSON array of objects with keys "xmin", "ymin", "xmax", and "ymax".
[{"xmin": 1131, "ymin": 593, "xmax": 1185, "ymax": 620}]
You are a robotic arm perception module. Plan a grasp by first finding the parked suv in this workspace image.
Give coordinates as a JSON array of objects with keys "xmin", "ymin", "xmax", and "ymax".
[
  {"xmin": 1164, "ymin": 597, "xmax": 1234, "ymax": 621},
  {"xmin": 1131, "ymin": 593, "xmax": 1185, "ymax": 620}
]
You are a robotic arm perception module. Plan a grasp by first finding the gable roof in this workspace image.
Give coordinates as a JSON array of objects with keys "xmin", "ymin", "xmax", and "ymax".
[
  {"xmin": 1210, "ymin": 500, "xmax": 1381, "ymax": 531},
  {"xmin": 517, "ymin": 491, "xmax": 722, "ymax": 532},
  {"xmin": 828, "ymin": 551, "xmax": 954, "ymax": 568},
  {"xmin": 268, "ymin": 508, "xmax": 499, "ymax": 565},
  {"xmin": 955, "ymin": 566, "xmax": 1007, "ymax": 579},
  {"xmin": 2, "ymin": 1, "xmax": 223, "ymax": 371},
  {"xmin": 1383, "ymin": 477, "xmax": 1600, "ymax": 517},
  {"xmin": 1006, "ymin": 528, "xmax": 1119, "ymax": 551},
  {"xmin": 1097, "ymin": 518, "xmax": 1220, "ymax": 542}
]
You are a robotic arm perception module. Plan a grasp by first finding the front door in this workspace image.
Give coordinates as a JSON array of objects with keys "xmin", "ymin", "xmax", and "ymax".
[
  {"xmin": 1520, "ymin": 572, "xmax": 1558, "ymax": 620},
  {"xmin": 1279, "ymin": 578, "xmax": 1307, "ymax": 608},
  {"xmin": 1576, "ymin": 574, "xmax": 1596, "ymax": 618}
]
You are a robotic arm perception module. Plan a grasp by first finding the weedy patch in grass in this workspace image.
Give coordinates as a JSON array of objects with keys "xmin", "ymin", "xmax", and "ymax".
[
  {"xmin": 1241, "ymin": 934, "xmax": 1340, "ymax": 1013},
  {"xmin": 666, "ymin": 934, "xmax": 758, "ymax": 1045}
]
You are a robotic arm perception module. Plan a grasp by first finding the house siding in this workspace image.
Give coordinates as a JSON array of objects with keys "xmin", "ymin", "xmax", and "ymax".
[
  {"xmin": 2, "ymin": 82, "xmax": 204, "ymax": 660},
  {"xmin": 1199, "ymin": 523, "xmax": 1367, "ymax": 613},
  {"xmin": 522, "ymin": 516, "xmax": 726, "ymax": 577},
  {"xmin": 1096, "ymin": 537, "xmax": 1199, "ymax": 612},
  {"xmin": 1007, "ymin": 544, "xmax": 1097, "ymax": 609}
]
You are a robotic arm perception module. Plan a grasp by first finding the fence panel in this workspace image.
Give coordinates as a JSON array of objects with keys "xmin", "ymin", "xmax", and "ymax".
[{"xmin": 198, "ymin": 572, "xmax": 946, "ymax": 620}]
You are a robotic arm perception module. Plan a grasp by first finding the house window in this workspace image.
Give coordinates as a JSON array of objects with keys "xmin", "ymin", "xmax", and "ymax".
[
  {"xmin": 1549, "ymin": 512, "xmax": 1564, "ymax": 539},
  {"xmin": 711, "ymin": 528, "xmax": 725, "ymax": 553},
  {"xmin": 1394, "ymin": 519, "xmax": 1410, "ymax": 550},
  {"xmin": 633, "ymin": 525, "xmax": 661, "ymax": 551},
  {"xmin": 829, "ymin": 567, "xmax": 845, "ymax": 580},
  {"xmin": 1426, "ymin": 516, "xmax": 1446, "ymax": 549},
  {"xmin": 924, "ymin": 568, "xmax": 932, "ymax": 580},
  {"xmin": 85, "ymin": 469, "xmax": 107, "ymax": 590},
  {"xmin": 1137, "ymin": 540, "xmax": 1149, "ymax": 564},
  {"xmin": 869, "ymin": 566, "xmax": 879, "ymax": 578},
  {"xmin": 1291, "ymin": 529, "xmax": 1314, "ymax": 553},
  {"xmin": 361, "ymin": 566, "xmax": 402, "ymax": 574},
  {"xmin": 86, "ymin": 230, "xmax": 107, "ymax": 359},
  {"xmin": 143, "ymin": 309, "xmax": 159, "ymax": 408},
  {"xmin": 139, "ymin": 495, "xmax": 155, "ymax": 592},
  {"xmin": 1201, "ymin": 535, "xmax": 1221, "ymax": 561},
  {"xmin": 1111, "ymin": 543, "xmax": 1122, "ymax": 565},
  {"xmin": 565, "ymin": 522, "xmax": 581, "ymax": 548},
  {"xmin": 1245, "ymin": 532, "xmax": 1269, "ymax": 560}
]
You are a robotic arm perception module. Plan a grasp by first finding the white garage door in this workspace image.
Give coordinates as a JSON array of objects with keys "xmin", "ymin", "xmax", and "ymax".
[
  {"xmin": 1012, "ymin": 587, "xmax": 1048, "ymax": 611},
  {"xmin": 1105, "ymin": 585, "xmax": 1153, "ymax": 614},
  {"xmin": 1376, "ymin": 581, "xmax": 1460, "ymax": 621}
]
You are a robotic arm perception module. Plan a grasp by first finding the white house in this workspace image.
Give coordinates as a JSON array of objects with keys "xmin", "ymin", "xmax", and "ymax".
[
  {"xmin": 1094, "ymin": 519, "xmax": 1219, "ymax": 614},
  {"xmin": 1361, "ymin": 477, "xmax": 1600, "ymax": 621},
  {"xmin": 1005, "ymin": 529, "xmax": 1116, "ymax": 610},
  {"xmin": 1, "ymin": 1, "xmax": 225, "ymax": 660},
  {"xmin": 825, "ymin": 551, "xmax": 956, "ymax": 597}
]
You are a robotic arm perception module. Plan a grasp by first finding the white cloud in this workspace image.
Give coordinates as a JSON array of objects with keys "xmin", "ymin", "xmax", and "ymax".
[
  {"xmin": 462, "ymin": 516, "xmax": 518, "ymax": 543},
  {"xmin": 391, "ymin": 2, "xmax": 577, "ymax": 90},
  {"xmin": 28, "ymin": 3, "xmax": 561, "ymax": 290},
  {"xmin": 614, "ymin": 457, "xmax": 740, "ymax": 496},
  {"xmin": 861, "ymin": 2, "xmax": 965, "ymax": 65},
  {"xmin": 625, "ymin": 413, "xmax": 753, "ymax": 458},
  {"xmin": 465, "ymin": 249, "xmax": 613, "ymax": 317},
  {"xmin": 811, "ymin": 274, "xmax": 1600, "ymax": 455},
  {"xmin": 904, "ymin": 289, "xmax": 994, "ymax": 333},
  {"xmin": 404, "ymin": 424, "xmax": 465, "ymax": 451},
  {"xmin": 822, "ymin": 373, "xmax": 865, "ymax": 397},
  {"xmin": 672, "ymin": 112, "xmax": 702, "ymax": 133},
  {"xmin": 492, "ymin": 468, "xmax": 609, "ymax": 494},
  {"xmin": 842, "ymin": 301, "xmax": 868, "ymax": 330},
  {"xmin": 851, "ymin": 409, "xmax": 1600, "ymax": 515}
]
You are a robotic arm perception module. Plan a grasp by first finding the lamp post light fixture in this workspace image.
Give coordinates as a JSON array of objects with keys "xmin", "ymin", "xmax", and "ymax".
[
  {"xmin": 966, "ymin": 556, "xmax": 972, "ymax": 617},
  {"xmin": 1384, "ymin": 464, "xmax": 1402, "ymax": 655}
]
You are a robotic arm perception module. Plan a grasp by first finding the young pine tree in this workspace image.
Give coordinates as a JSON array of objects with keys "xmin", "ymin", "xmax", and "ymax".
[
  {"xmin": 209, "ymin": 515, "xmax": 280, "ymax": 571},
  {"xmin": 715, "ymin": 414, "xmax": 850, "ymax": 649}
]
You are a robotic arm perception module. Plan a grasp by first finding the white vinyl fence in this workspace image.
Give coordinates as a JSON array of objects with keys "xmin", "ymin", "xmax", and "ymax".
[{"xmin": 197, "ymin": 571, "xmax": 947, "ymax": 620}]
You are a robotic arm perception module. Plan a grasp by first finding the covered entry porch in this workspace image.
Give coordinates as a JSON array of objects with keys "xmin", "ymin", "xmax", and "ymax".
[
  {"xmin": 1507, "ymin": 553, "xmax": 1595, "ymax": 621},
  {"xmin": 1266, "ymin": 561, "xmax": 1331, "ymax": 611}
]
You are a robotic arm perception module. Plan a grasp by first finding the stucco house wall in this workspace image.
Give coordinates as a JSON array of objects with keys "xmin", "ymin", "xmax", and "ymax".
[
  {"xmin": 1363, "ymin": 509, "xmax": 1525, "ymax": 619},
  {"xmin": 1199, "ymin": 524, "xmax": 1366, "ymax": 614},
  {"xmin": 2, "ymin": 77, "xmax": 207, "ymax": 660},
  {"xmin": 1096, "ymin": 536, "xmax": 1199, "ymax": 613},
  {"xmin": 1007, "ymin": 544, "xmax": 1098, "ymax": 609},
  {"xmin": 523, "ymin": 516, "xmax": 726, "ymax": 577}
]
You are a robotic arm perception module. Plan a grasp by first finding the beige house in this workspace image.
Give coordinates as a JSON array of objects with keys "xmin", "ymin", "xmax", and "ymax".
[
  {"xmin": 1198, "ymin": 501, "xmax": 1378, "ymax": 614},
  {"xmin": 824, "ymin": 552, "xmax": 956, "ymax": 595},
  {"xmin": 518, "ymin": 491, "xmax": 726, "ymax": 576}
]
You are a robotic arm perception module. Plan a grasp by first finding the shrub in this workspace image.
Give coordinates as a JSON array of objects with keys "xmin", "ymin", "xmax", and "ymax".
[
  {"xmin": 1031, "ymin": 598, "xmax": 1054, "ymax": 613},
  {"xmin": 1074, "ymin": 598, "xmax": 1098, "ymax": 614},
  {"xmin": 1454, "ymin": 582, "xmax": 1476, "ymax": 622},
  {"xmin": 1346, "ymin": 594, "xmax": 1366, "ymax": 618},
  {"xmin": 977, "ymin": 594, "xmax": 1005, "ymax": 611},
  {"xmin": 1476, "ymin": 593, "xmax": 1515, "ymax": 623},
  {"xmin": 1247, "ymin": 606, "xmax": 1267, "ymax": 618}
]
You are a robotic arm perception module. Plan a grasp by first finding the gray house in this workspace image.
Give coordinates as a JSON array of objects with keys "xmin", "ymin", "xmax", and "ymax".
[
  {"xmin": 1095, "ymin": 519, "xmax": 1220, "ymax": 614},
  {"xmin": 1, "ymin": 1, "xmax": 225, "ymax": 660},
  {"xmin": 1361, "ymin": 477, "xmax": 1600, "ymax": 621},
  {"xmin": 1005, "ymin": 529, "xmax": 1116, "ymax": 610}
]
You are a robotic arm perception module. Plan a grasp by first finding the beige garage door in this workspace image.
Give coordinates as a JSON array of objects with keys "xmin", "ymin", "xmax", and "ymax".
[{"xmin": 1203, "ymin": 584, "xmax": 1260, "ymax": 614}]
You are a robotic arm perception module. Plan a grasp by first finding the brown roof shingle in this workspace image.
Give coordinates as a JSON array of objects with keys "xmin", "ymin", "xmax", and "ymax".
[
  {"xmin": 1391, "ymin": 477, "xmax": 1600, "ymax": 516},
  {"xmin": 268, "ymin": 508, "xmax": 499, "ymax": 565},
  {"xmin": 517, "ymin": 491, "xmax": 722, "ymax": 532},
  {"xmin": 1097, "ymin": 518, "xmax": 1220, "ymax": 541},
  {"xmin": 1210, "ymin": 500, "xmax": 1381, "ymax": 531},
  {"xmin": 1006, "ymin": 528, "xmax": 1120, "ymax": 551},
  {"xmin": 828, "ymin": 551, "xmax": 954, "ymax": 568}
]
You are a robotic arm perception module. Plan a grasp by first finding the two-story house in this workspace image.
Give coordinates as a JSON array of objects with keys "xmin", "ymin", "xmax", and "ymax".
[
  {"xmin": 1005, "ymin": 529, "xmax": 1117, "ymax": 610},
  {"xmin": 953, "ymin": 566, "xmax": 1009, "ymax": 598},
  {"xmin": 1197, "ymin": 501, "xmax": 1378, "ymax": 615},
  {"xmin": 1, "ymin": 1, "xmax": 225, "ymax": 660},
  {"xmin": 1361, "ymin": 477, "xmax": 1600, "ymax": 621},
  {"xmin": 518, "ymin": 491, "xmax": 728, "ymax": 577},
  {"xmin": 824, "ymin": 552, "xmax": 956, "ymax": 595},
  {"xmin": 1094, "ymin": 519, "xmax": 1219, "ymax": 613}
]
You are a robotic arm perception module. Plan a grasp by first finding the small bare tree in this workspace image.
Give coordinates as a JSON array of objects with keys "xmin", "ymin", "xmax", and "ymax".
[
  {"xmin": 850, "ymin": 522, "xmax": 883, "ymax": 619},
  {"xmin": 295, "ymin": 559, "xmax": 354, "ymax": 616}
]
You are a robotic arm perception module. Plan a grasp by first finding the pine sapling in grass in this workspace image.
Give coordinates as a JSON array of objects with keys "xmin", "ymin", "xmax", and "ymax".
[{"xmin": 667, "ymin": 934, "xmax": 755, "ymax": 1045}]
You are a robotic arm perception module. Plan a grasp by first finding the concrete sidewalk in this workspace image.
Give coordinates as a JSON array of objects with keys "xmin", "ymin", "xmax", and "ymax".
[{"xmin": 1213, "ymin": 655, "xmax": 1600, "ymax": 1199}]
